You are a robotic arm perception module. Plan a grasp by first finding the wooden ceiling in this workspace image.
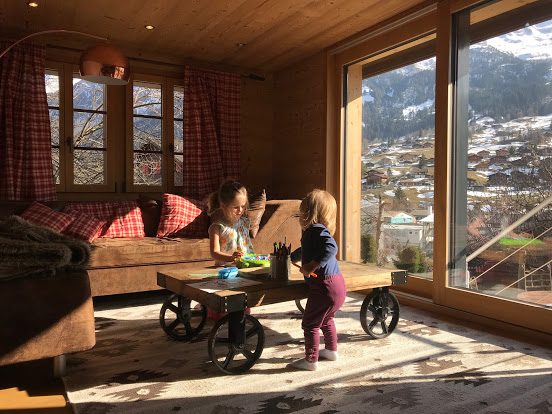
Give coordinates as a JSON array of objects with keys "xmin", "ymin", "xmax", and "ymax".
[{"xmin": 0, "ymin": 0, "xmax": 429, "ymax": 72}]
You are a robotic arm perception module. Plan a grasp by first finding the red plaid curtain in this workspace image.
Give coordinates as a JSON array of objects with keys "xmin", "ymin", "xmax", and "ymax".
[
  {"xmin": 0, "ymin": 42, "xmax": 56, "ymax": 201},
  {"xmin": 182, "ymin": 66, "xmax": 240, "ymax": 200}
]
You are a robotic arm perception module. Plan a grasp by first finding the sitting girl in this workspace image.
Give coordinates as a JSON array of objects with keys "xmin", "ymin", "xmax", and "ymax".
[
  {"xmin": 207, "ymin": 180, "xmax": 254, "ymax": 321},
  {"xmin": 207, "ymin": 180, "xmax": 254, "ymax": 265}
]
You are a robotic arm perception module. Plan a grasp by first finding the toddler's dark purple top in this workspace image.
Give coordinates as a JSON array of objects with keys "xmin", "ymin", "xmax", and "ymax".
[{"xmin": 291, "ymin": 223, "xmax": 340, "ymax": 278}]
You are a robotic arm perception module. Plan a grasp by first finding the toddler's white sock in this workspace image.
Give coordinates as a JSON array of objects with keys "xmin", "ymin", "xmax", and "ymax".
[
  {"xmin": 318, "ymin": 349, "xmax": 338, "ymax": 361},
  {"xmin": 289, "ymin": 358, "xmax": 318, "ymax": 371}
]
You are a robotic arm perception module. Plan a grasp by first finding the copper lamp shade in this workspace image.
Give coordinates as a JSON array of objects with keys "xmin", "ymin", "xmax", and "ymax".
[
  {"xmin": 1, "ymin": 30, "xmax": 130, "ymax": 86},
  {"xmin": 79, "ymin": 43, "xmax": 130, "ymax": 85}
]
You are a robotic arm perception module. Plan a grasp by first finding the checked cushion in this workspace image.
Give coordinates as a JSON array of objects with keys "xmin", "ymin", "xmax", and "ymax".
[
  {"xmin": 63, "ymin": 201, "xmax": 145, "ymax": 238},
  {"xmin": 63, "ymin": 214, "xmax": 107, "ymax": 243},
  {"xmin": 156, "ymin": 193, "xmax": 209, "ymax": 238},
  {"xmin": 20, "ymin": 202, "xmax": 75, "ymax": 233}
]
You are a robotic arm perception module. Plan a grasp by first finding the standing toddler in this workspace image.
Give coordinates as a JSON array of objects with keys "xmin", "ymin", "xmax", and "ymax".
[{"xmin": 290, "ymin": 189, "xmax": 347, "ymax": 371}]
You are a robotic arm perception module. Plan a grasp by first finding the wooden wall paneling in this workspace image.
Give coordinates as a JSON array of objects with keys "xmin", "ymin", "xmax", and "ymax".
[
  {"xmin": 343, "ymin": 63, "xmax": 362, "ymax": 262},
  {"xmin": 272, "ymin": 52, "xmax": 327, "ymax": 199},
  {"xmin": 325, "ymin": 52, "xmax": 343, "ymax": 249},
  {"xmin": 240, "ymin": 75, "xmax": 275, "ymax": 194}
]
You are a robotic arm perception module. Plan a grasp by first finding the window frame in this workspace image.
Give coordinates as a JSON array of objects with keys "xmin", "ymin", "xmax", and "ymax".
[
  {"xmin": 332, "ymin": 0, "xmax": 552, "ymax": 334},
  {"xmin": 45, "ymin": 61, "xmax": 116, "ymax": 192},
  {"xmin": 45, "ymin": 62, "xmax": 65, "ymax": 189},
  {"xmin": 443, "ymin": 0, "xmax": 552, "ymax": 333},
  {"xmin": 125, "ymin": 73, "xmax": 184, "ymax": 193},
  {"xmin": 336, "ymin": 11, "xmax": 437, "ymax": 300}
]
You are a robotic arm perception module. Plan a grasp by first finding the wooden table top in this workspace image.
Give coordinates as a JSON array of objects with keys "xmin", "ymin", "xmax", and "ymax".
[{"xmin": 157, "ymin": 261, "xmax": 407, "ymax": 313}]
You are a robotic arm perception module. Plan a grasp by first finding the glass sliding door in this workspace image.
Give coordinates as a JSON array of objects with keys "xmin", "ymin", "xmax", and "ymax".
[{"xmin": 450, "ymin": 1, "xmax": 552, "ymax": 308}]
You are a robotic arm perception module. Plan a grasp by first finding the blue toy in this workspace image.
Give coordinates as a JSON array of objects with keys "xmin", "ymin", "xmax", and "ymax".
[{"xmin": 218, "ymin": 266, "xmax": 239, "ymax": 279}]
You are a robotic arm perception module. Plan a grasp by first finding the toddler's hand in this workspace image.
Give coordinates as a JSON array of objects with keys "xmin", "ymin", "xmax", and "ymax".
[
  {"xmin": 232, "ymin": 250, "xmax": 244, "ymax": 260},
  {"xmin": 299, "ymin": 266, "xmax": 317, "ymax": 278}
]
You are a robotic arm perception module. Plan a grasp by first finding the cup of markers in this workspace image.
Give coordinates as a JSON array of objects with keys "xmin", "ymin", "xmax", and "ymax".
[{"xmin": 269, "ymin": 241, "xmax": 291, "ymax": 281}]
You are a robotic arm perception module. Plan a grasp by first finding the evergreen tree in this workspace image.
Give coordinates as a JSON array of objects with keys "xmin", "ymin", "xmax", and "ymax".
[{"xmin": 361, "ymin": 234, "xmax": 377, "ymax": 263}]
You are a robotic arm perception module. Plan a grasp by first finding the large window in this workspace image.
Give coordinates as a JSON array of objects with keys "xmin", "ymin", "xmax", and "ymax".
[
  {"xmin": 45, "ymin": 63, "xmax": 112, "ymax": 191},
  {"xmin": 450, "ymin": 3, "xmax": 552, "ymax": 308},
  {"xmin": 337, "ymin": 0, "xmax": 551, "ymax": 333},
  {"xmin": 45, "ymin": 66, "xmax": 184, "ymax": 192},
  {"xmin": 360, "ymin": 49, "xmax": 435, "ymax": 280}
]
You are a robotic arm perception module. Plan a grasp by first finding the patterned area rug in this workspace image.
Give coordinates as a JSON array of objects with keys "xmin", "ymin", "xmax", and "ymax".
[{"xmin": 64, "ymin": 293, "xmax": 552, "ymax": 414}]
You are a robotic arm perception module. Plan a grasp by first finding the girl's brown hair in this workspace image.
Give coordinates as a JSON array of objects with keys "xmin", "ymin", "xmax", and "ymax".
[
  {"xmin": 299, "ymin": 189, "xmax": 337, "ymax": 235},
  {"xmin": 207, "ymin": 179, "xmax": 248, "ymax": 215}
]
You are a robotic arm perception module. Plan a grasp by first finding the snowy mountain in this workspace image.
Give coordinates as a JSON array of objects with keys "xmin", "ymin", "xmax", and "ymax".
[
  {"xmin": 361, "ymin": 19, "xmax": 551, "ymax": 142},
  {"xmin": 479, "ymin": 20, "xmax": 552, "ymax": 61}
]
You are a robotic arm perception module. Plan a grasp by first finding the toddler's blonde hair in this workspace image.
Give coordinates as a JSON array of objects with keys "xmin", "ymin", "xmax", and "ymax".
[{"xmin": 299, "ymin": 189, "xmax": 337, "ymax": 235}]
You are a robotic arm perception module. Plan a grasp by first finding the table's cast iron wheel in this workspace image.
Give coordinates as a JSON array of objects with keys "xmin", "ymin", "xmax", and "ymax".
[
  {"xmin": 208, "ymin": 312, "xmax": 265, "ymax": 374},
  {"xmin": 295, "ymin": 298, "xmax": 307, "ymax": 313},
  {"xmin": 159, "ymin": 294, "xmax": 207, "ymax": 341},
  {"xmin": 360, "ymin": 288, "xmax": 400, "ymax": 339}
]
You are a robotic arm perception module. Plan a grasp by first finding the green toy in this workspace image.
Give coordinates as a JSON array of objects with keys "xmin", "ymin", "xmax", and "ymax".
[{"xmin": 235, "ymin": 254, "xmax": 270, "ymax": 268}]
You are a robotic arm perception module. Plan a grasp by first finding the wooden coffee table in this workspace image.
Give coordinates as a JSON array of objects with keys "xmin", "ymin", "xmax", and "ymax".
[{"xmin": 157, "ymin": 261, "xmax": 407, "ymax": 374}]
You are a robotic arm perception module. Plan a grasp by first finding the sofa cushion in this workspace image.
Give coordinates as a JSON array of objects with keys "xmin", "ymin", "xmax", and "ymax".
[
  {"xmin": 248, "ymin": 189, "xmax": 266, "ymax": 238},
  {"xmin": 63, "ymin": 214, "xmax": 106, "ymax": 243},
  {"xmin": 108, "ymin": 203, "xmax": 145, "ymax": 238},
  {"xmin": 20, "ymin": 201, "xmax": 75, "ymax": 233},
  {"xmin": 64, "ymin": 201, "xmax": 145, "ymax": 238},
  {"xmin": 156, "ymin": 193, "xmax": 209, "ymax": 238},
  {"xmin": 89, "ymin": 237, "xmax": 212, "ymax": 268}
]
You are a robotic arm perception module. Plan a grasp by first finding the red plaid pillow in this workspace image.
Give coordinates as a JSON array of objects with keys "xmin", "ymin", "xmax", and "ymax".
[
  {"xmin": 20, "ymin": 202, "xmax": 75, "ymax": 233},
  {"xmin": 63, "ymin": 214, "xmax": 106, "ymax": 243},
  {"xmin": 106, "ymin": 203, "xmax": 145, "ymax": 238},
  {"xmin": 63, "ymin": 202, "xmax": 113, "ymax": 236},
  {"xmin": 63, "ymin": 201, "xmax": 145, "ymax": 238},
  {"xmin": 157, "ymin": 193, "xmax": 209, "ymax": 238}
]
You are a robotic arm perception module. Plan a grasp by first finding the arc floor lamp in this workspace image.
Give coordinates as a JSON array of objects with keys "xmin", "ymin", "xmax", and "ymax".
[{"xmin": 0, "ymin": 29, "xmax": 130, "ymax": 85}]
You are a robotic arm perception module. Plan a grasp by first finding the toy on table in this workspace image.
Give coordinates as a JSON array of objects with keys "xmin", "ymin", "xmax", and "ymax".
[
  {"xmin": 235, "ymin": 254, "xmax": 270, "ymax": 269},
  {"xmin": 218, "ymin": 266, "xmax": 239, "ymax": 279}
]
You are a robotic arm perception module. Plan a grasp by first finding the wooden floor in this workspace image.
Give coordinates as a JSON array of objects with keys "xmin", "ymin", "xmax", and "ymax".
[{"xmin": 0, "ymin": 359, "xmax": 72, "ymax": 414}]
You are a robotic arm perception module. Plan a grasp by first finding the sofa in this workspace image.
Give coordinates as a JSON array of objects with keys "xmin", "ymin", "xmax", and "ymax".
[
  {"xmin": 0, "ymin": 197, "xmax": 302, "ymax": 296},
  {"xmin": 0, "ymin": 197, "xmax": 301, "ymax": 371},
  {"xmin": 0, "ymin": 269, "xmax": 94, "ymax": 375}
]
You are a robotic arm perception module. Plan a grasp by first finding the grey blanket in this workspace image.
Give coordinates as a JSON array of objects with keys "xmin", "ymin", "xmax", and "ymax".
[{"xmin": 0, "ymin": 215, "xmax": 91, "ymax": 281}]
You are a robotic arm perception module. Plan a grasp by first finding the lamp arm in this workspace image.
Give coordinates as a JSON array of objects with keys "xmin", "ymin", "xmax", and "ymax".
[{"xmin": 0, "ymin": 30, "xmax": 108, "ymax": 59}]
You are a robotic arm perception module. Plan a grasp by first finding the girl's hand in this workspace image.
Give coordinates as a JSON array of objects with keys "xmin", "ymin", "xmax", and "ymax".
[{"xmin": 232, "ymin": 250, "xmax": 244, "ymax": 260}]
